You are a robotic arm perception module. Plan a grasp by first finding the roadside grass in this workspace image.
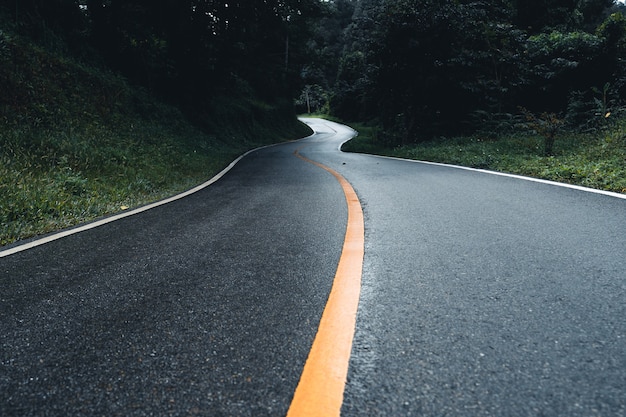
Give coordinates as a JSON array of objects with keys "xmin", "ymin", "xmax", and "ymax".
[
  {"xmin": 0, "ymin": 31, "xmax": 310, "ymax": 247},
  {"xmin": 342, "ymin": 120, "xmax": 626, "ymax": 195},
  {"xmin": 1, "ymin": 113, "xmax": 309, "ymax": 247}
]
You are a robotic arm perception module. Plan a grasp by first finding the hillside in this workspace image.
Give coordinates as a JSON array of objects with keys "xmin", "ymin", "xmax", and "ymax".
[{"xmin": 0, "ymin": 26, "xmax": 310, "ymax": 246}]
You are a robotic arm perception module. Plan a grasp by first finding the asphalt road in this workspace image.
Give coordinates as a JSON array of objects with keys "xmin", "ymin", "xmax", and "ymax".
[{"xmin": 2, "ymin": 118, "xmax": 625, "ymax": 416}]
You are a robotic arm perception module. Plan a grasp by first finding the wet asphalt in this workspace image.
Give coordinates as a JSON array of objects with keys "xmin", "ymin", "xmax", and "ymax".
[
  {"xmin": 2, "ymin": 118, "xmax": 626, "ymax": 416},
  {"xmin": 1, "ymin": 135, "xmax": 346, "ymax": 416}
]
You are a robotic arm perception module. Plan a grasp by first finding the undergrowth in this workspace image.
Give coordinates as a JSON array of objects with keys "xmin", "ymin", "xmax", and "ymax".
[{"xmin": 342, "ymin": 120, "xmax": 626, "ymax": 194}]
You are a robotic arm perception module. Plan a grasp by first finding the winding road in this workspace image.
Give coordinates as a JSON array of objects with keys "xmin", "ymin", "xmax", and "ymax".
[{"xmin": 1, "ymin": 118, "xmax": 625, "ymax": 416}]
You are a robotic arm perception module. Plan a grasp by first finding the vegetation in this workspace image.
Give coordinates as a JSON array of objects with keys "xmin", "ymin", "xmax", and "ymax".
[
  {"xmin": 0, "ymin": 2, "xmax": 314, "ymax": 246},
  {"xmin": 342, "ymin": 119, "xmax": 626, "ymax": 194},
  {"xmin": 303, "ymin": 0, "xmax": 626, "ymax": 139},
  {"xmin": 302, "ymin": 0, "xmax": 626, "ymax": 195}
]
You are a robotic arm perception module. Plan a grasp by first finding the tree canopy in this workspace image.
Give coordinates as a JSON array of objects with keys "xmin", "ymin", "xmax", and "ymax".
[
  {"xmin": 2, "ymin": 0, "xmax": 626, "ymax": 142},
  {"xmin": 305, "ymin": 0, "xmax": 626, "ymax": 142},
  {"xmin": 0, "ymin": 0, "xmax": 322, "ymax": 119}
]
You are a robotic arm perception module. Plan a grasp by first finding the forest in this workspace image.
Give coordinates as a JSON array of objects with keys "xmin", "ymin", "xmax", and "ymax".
[
  {"xmin": 301, "ymin": 0, "xmax": 626, "ymax": 144},
  {"xmin": 0, "ymin": 0, "xmax": 323, "ymax": 124},
  {"xmin": 3, "ymin": 0, "xmax": 626, "ymax": 141}
]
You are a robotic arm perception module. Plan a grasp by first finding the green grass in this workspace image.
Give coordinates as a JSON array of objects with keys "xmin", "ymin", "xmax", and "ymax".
[
  {"xmin": 1, "ymin": 111, "xmax": 309, "ymax": 247},
  {"xmin": 0, "ymin": 29, "xmax": 310, "ymax": 247},
  {"xmin": 342, "ymin": 120, "xmax": 626, "ymax": 195}
]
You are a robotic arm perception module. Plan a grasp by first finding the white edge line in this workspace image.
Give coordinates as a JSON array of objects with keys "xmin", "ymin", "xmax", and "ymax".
[
  {"xmin": 357, "ymin": 152, "xmax": 626, "ymax": 200},
  {"xmin": 300, "ymin": 118, "xmax": 625, "ymax": 201},
  {"xmin": 1, "ymin": 131, "xmax": 317, "ymax": 259}
]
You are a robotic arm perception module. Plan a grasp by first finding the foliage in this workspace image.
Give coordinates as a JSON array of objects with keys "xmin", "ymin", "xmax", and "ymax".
[
  {"xmin": 295, "ymin": 84, "xmax": 329, "ymax": 114},
  {"xmin": 5, "ymin": 0, "xmax": 626, "ymax": 142},
  {"xmin": 0, "ymin": 0, "xmax": 323, "ymax": 111},
  {"xmin": 312, "ymin": 0, "xmax": 626, "ymax": 143},
  {"xmin": 519, "ymin": 108, "xmax": 565, "ymax": 156},
  {"xmin": 524, "ymin": 30, "xmax": 606, "ymax": 112},
  {"xmin": 513, "ymin": 0, "xmax": 613, "ymax": 33},
  {"xmin": 343, "ymin": 121, "xmax": 626, "ymax": 194}
]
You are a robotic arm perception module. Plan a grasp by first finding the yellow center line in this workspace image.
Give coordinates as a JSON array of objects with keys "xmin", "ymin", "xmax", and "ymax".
[{"xmin": 288, "ymin": 147, "xmax": 364, "ymax": 417}]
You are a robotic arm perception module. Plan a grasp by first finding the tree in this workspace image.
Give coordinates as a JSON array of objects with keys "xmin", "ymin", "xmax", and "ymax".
[
  {"xmin": 80, "ymin": 0, "xmax": 322, "ymax": 108},
  {"xmin": 525, "ymin": 30, "xmax": 605, "ymax": 112},
  {"xmin": 448, "ymin": 1, "xmax": 527, "ymax": 125},
  {"xmin": 327, "ymin": 0, "xmax": 621, "ymax": 141},
  {"xmin": 0, "ymin": 0, "xmax": 87, "ymax": 49},
  {"xmin": 342, "ymin": 0, "xmax": 526, "ymax": 141}
]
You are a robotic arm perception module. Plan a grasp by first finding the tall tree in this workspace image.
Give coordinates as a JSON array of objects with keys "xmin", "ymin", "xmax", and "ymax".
[
  {"xmin": 338, "ymin": 0, "xmax": 527, "ymax": 140},
  {"xmin": 329, "ymin": 0, "xmax": 622, "ymax": 140},
  {"xmin": 81, "ymin": 0, "xmax": 321, "ymax": 106}
]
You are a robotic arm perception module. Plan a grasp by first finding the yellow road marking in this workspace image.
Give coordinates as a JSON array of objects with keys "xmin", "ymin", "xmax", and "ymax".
[{"xmin": 288, "ymin": 148, "xmax": 364, "ymax": 417}]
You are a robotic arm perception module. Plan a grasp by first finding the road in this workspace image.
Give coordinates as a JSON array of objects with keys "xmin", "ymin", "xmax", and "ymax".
[{"xmin": 2, "ymin": 118, "xmax": 625, "ymax": 416}]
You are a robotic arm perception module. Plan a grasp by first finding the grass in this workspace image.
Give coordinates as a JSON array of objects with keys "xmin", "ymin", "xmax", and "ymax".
[
  {"xmin": 341, "ymin": 120, "xmax": 626, "ymax": 195},
  {"xmin": 0, "ymin": 29, "xmax": 310, "ymax": 247},
  {"xmin": 1, "ymin": 110, "xmax": 309, "ymax": 247}
]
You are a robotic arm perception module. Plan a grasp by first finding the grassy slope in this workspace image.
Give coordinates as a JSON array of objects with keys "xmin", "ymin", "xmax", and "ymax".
[
  {"xmin": 341, "ymin": 121, "xmax": 626, "ymax": 195},
  {"xmin": 0, "ymin": 31, "xmax": 311, "ymax": 247}
]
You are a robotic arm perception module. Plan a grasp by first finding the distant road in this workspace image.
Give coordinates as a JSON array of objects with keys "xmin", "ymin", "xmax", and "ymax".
[{"xmin": 2, "ymin": 118, "xmax": 625, "ymax": 416}]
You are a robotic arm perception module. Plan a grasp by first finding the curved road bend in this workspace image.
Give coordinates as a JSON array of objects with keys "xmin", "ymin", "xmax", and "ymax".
[
  {"xmin": 295, "ymin": 119, "xmax": 625, "ymax": 416},
  {"xmin": 2, "ymin": 118, "xmax": 626, "ymax": 416},
  {"xmin": 1, "ymin": 131, "xmax": 348, "ymax": 416},
  {"xmin": 296, "ymin": 120, "xmax": 625, "ymax": 417}
]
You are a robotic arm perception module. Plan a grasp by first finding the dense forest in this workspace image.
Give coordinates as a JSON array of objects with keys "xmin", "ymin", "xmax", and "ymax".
[
  {"xmin": 3, "ymin": 0, "xmax": 626, "ymax": 142},
  {"xmin": 0, "ymin": 0, "xmax": 324, "ymax": 126},
  {"xmin": 301, "ymin": 0, "xmax": 626, "ymax": 144}
]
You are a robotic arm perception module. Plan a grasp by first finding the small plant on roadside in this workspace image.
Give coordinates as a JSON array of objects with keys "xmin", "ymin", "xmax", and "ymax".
[{"xmin": 520, "ymin": 108, "xmax": 565, "ymax": 156}]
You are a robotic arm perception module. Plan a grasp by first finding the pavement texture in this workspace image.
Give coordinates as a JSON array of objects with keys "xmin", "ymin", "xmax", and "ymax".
[{"xmin": 2, "ymin": 118, "xmax": 625, "ymax": 416}]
